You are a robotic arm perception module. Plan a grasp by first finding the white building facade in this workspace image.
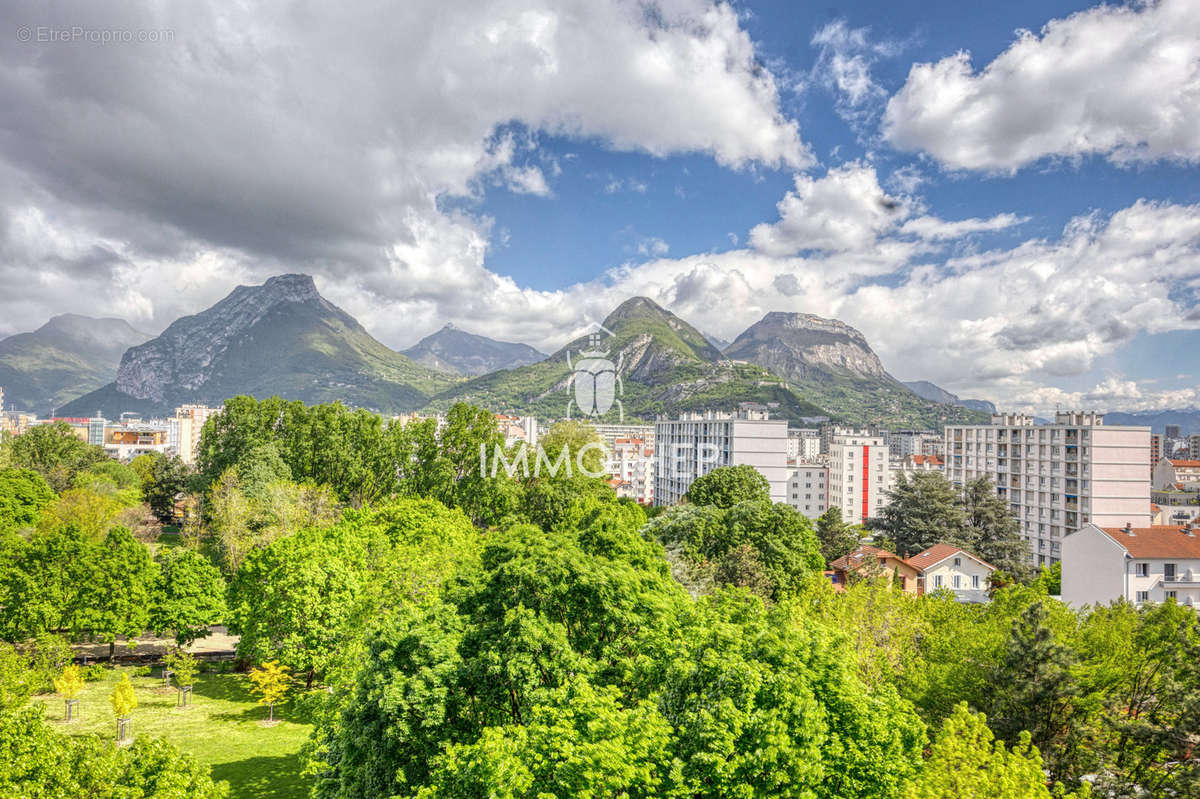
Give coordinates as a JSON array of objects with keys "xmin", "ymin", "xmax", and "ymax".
[
  {"xmin": 946, "ymin": 412, "xmax": 1151, "ymax": 567},
  {"xmin": 654, "ymin": 408, "xmax": 788, "ymax": 506},
  {"xmin": 1062, "ymin": 522, "xmax": 1200, "ymax": 608},
  {"xmin": 828, "ymin": 433, "xmax": 891, "ymax": 525},
  {"xmin": 787, "ymin": 461, "xmax": 829, "ymax": 519}
]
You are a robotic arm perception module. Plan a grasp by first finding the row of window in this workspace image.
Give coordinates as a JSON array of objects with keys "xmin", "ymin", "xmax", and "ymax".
[{"xmin": 931, "ymin": 574, "xmax": 982, "ymax": 589}]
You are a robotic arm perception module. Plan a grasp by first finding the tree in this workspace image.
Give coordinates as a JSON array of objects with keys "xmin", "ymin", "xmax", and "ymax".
[
  {"xmin": 247, "ymin": 661, "xmax": 290, "ymax": 722},
  {"xmin": 142, "ymin": 452, "xmax": 190, "ymax": 522},
  {"xmin": 150, "ymin": 548, "xmax": 227, "ymax": 648},
  {"xmin": 961, "ymin": 477, "xmax": 1034, "ymax": 581},
  {"xmin": 0, "ymin": 643, "xmax": 34, "ymax": 712},
  {"xmin": 815, "ymin": 506, "xmax": 861, "ymax": 564},
  {"xmin": 53, "ymin": 664, "xmax": 84, "ymax": 721},
  {"xmin": 79, "ymin": 527, "xmax": 158, "ymax": 659},
  {"xmin": 0, "ymin": 421, "xmax": 105, "ymax": 492},
  {"xmin": 0, "ymin": 526, "xmax": 92, "ymax": 640},
  {"xmin": 1032, "ymin": 562, "xmax": 1062, "ymax": 595},
  {"xmin": 987, "ymin": 600, "xmax": 1085, "ymax": 782},
  {"xmin": 35, "ymin": 487, "xmax": 125, "ymax": 542},
  {"xmin": 903, "ymin": 703, "xmax": 1088, "ymax": 799},
  {"xmin": 111, "ymin": 672, "xmax": 138, "ymax": 742},
  {"xmin": 0, "ymin": 468, "xmax": 55, "ymax": 533},
  {"xmin": 685, "ymin": 464, "xmax": 769, "ymax": 508},
  {"xmin": 538, "ymin": 420, "xmax": 604, "ymax": 477},
  {"xmin": 164, "ymin": 650, "xmax": 199, "ymax": 707},
  {"xmin": 868, "ymin": 472, "xmax": 966, "ymax": 557}
]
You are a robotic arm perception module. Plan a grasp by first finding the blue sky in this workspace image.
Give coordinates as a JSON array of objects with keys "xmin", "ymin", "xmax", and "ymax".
[{"xmin": 2, "ymin": 0, "xmax": 1199, "ymax": 413}]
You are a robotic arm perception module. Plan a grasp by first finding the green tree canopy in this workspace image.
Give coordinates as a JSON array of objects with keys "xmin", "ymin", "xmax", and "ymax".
[
  {"xmin": 815, "ymin": 506, "xmax": 861, "ymax": 564},
  {"xmin": 685, "ymin": 464, "xmax": 770, "ymax": 508},
  {"xmin": 0, "ymin": 468, "xmax": 55, "ymax": 534},
  {"xmin": 150, "ymin": 548, "xmax": 227, "ymax": 648},
  {"xmin": 0, "ymin": 421, "xmax": 106, "ymax": 492}
]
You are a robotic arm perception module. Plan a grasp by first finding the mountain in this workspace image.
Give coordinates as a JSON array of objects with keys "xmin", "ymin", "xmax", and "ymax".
[
  {"xmin": 703, "ymin": 332, "xmax": 730, "ymax": 350},
  {"xmin": 59, "ymin": 274, "xmax": 456, "ymax": 418},
  {"xmin": 1101, "ymin": 409, "xmax": 1200, "ymax": 436},
  {"xmin": 903, "ymin": 380, "xmax": 997, "ymax": 414},
  {"xmin": 424, "ymin": 297, "xmax": 829, "ymax": 423},
  {"xmin": 724, "ymin": 313, "xmax": 990, "ymax": 429},
  {"xmin": 0, "ymin": 315, "xmax": 151, "ymax": 413},
  {"xmin": 402, "ymin": 324, "xmax": 545, "ymax": 376}
]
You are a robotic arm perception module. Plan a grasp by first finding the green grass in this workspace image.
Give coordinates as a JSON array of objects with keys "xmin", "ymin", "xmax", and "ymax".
[{"xmin": 31, "ymin": 667, "xmax": 314, "ymax": 799}]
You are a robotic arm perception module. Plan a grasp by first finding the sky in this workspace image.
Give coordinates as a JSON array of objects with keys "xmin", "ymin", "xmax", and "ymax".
[{"xmin": 2, "ymin": 0, "xmax": 1199, "ymax": 414}]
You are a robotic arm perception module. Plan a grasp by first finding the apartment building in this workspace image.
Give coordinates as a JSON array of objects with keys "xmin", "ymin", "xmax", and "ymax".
[
  {"xmin": 173, "ymin": 405, "xmax": 222, "ymax": 464},
  {"xmin": 946, "ymin": 411, "xmax": 1150, "ymax": 567},
  {"xmin": 606, "ymin": 436, "xmax": 655, "ymax": 505},
  {"xmin": 828, "ymin": 432, "xmax": 891, "ymax": 525},
  {"xmin": 787, "ymin": 428, "xmax": 821, "ymax": 461},
  {"xmin": 495, "ymin": 414, "xmax": 538, "ymax": 449},
  {"xmin": 104, "ymin": 423, "xmax": 172, "ymax": 461},
  {"xmin": 888, "ymin": 430, "xmax": 943, "ymax": 460},
  {"xmin": 1062, "ymin": 522, "xmax": 1200, "ymax": 608},
  {"xmin": 654, "ymin": 406, "xmax": 788, "ymax": 506},
  {"xmin": 593, "ymin": 423, "xmax": 655, "ymax": 452},
  {"xmin": 787, "ymin": 460, "xmax": 828, "ymax": 519}
]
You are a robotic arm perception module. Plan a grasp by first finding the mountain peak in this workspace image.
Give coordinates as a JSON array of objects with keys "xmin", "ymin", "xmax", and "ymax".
[
  {"xmin": 256, "ymin": 273, "xmax": 320, "ymax": 302},
  {"xmin": 726, "ymin": 311, "xmax": 886, "ymax": 379},
  {"xmin": 601, "ymin": 296, "xmax": 672, "ymax": 328},
  {"xmin": 403, "ymin": 325, "xmax": 544, "ymax": 376}
]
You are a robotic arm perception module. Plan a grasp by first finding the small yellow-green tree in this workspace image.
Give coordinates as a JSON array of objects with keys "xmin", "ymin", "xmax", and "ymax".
[
  {"xmin": 53, "ymin": 664, "xmax": 84, "ymax": 721},
  {"xmin": 110, "ymin": 672, "xmax": 137, "ymax": 718},
  {"xmin": 164, "ymin": 650, "xmax": 199, "ymax": 707},
  {"xmin": 247, "ymin": 661, "xmax": 290, "ymax": 722}
]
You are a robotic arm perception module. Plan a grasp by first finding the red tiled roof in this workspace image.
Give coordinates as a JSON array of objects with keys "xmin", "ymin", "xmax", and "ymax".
[
  {"xmin": 1168, "ymin": 459, "xmax": 1200, "ymax": 468},
  {"xmin": 910, "ymin": 455, "xmax": 944, "ymax": 466},
  {"xmin": 1151, "ymin": 503, "xmax": 1161, "ymax": 513},
  {"xmin": 1097, "ymin": 525, "xmax": 1200, "ymax": 558},
  {"xmin": 906, "ymin": 543, "xmax": 995, "ymax": 572},
  {"xmin": 830, "ymin": 544, "xmax": 905, "ymax": 572}
]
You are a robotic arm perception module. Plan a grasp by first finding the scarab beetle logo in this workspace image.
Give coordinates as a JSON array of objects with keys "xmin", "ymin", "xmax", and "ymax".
[{"xmin": 566, "ymin": 328, "xmax": 623, "ymax": 421}]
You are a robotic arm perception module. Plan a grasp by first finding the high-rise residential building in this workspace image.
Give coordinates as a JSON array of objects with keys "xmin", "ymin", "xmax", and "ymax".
[
  {"xmin": 786, "ymin": 428, "xmax": 821, "ymax": 461},
  {"xmin": 946, "ymin": 412, "xmax": 1151, "ymax": 567},
  {"xmin": 828, "ymin": 432, "xmax": 891, "ymax": 525},
  {"xmin": 654, "ymin": 407, "xmax": 788, "ymax": 506},
  {"xmin": 1189, "ymin": 435, "xmax": 1200, "ymax": 460},
  {"xmin": 787, "ymin": 460, "xmax": 828, "ymax": 519},
  {"xmin": 173, "ymin": 405, "xmax": 222, "ymax": 464},
  {"xmin": 606, "ymin": 436, "xmax": 655, "ymax": 505},
  {"xmin": 1151, "ymin": 434, "xmax": 1163, "ymax": 475},
  {"xmin": 592, "ymin": 423, "xmax": 655, "ymax": 452},
  {"xmin": 888, "ymin": 430, "xmax": 940, "ymax": 460},
  {"xmin": 495, "ymin": 414, "xmax": 539, "ymax": 449},
  {"xmin": 1165, "ymin": 424, "xmax": 1182, "ymax": 440}
]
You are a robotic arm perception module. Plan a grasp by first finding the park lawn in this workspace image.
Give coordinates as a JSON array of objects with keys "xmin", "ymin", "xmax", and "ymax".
[{"xmin": 31, "ymin": 667, "xmax": 314, "ymax": 799}]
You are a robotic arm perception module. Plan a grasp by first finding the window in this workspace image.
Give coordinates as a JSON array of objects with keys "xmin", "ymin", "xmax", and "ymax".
[
  {"xmin": 952, "ymin": 575, "xmax": 961, "ymax": 589},
  {"xmin": 953, "ymin": 557, "xmax": 961, "ymax": 567},
  {"xmin": 1165, "ymin": 563, "xmax": 1177, "ymax": 580},
  {"xmin": 933, "ymin": 575, "xmax": 943, "ymax": 589},
  {"xmin": 972, "ymin": 574, "xmax": 980, "ymax": 589},
  {"xmin": 1136, "ymin": 591, "xmax": 1149, "ymax": 603},
  {"xmin": 1166, "ymin": 590, "xmax": 1177, "ymax": 600},
  {"xmin": 1135, "ymin": 563, "xmax": 1149, "ymax": 577}
]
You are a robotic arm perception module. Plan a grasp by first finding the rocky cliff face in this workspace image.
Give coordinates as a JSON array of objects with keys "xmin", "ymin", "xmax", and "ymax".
[
  {"xmin": 114, "ymin": 274, "xmax": 342, "ymax": 401},
  {"xmin": 724, "ymin": 312, "xmax": 888, "ymax": 381}
]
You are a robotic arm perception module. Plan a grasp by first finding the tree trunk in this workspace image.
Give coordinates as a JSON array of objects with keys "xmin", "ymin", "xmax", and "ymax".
[
  {"xmin": 306, "ymin": 667, "xmax": 314, "ymax": 690},
  {"xmin": 108, "ymin": 640, "xmax": 116, "ymax": 661}
]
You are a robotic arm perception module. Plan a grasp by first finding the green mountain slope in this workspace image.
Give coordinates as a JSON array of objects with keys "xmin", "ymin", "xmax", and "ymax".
[
  {"xmin": 58, "ymin": 275, "xmax": 457, "ymax": 418},
  {"xmin": 0, "ymin": 315, "xmax": 151, "ymax": 413},
  {"xmin": 424, "ymin": 297, "xmax": 830, "ymax": 423}
]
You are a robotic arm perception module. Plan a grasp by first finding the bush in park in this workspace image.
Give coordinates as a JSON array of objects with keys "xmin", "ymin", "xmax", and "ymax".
[
  {"xmin": 81, "ymin": 663, "xmax": 108, "ymax": 682},
  {"xmin": 248, "ymin": 661, "xmax": 290, "ymax": 723},
  {"xmin": 53, "ymin": 664, "xmax": 84, "ymax": 722}
]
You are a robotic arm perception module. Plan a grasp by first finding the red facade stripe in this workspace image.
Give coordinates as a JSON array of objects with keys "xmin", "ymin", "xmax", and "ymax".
[{"xmin": 861, "ymin": 445, "xmax": 869, "ymax": 522}]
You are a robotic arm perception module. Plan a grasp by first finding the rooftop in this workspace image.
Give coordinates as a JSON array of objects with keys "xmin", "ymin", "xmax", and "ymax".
[
  {"xmin": 1096, "ymin": 524, "xmax": 1200, "ymax": 559},
  {"xmin": 906, "ymin": 543, "xmax": 995, "ymax": 572}
]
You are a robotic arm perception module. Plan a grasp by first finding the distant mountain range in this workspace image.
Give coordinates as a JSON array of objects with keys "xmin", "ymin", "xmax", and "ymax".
[
  {"xmin": 902, "ymin": 380, "xmax": 997, "ymax": 414},
  {"xmin": 0, "ymin": 273, "xmax": 993, "ymax": 428},
  {"xmin": 0, "ymin": 315, "xmax": 151, "ymax": 414},
  {"xmin": 1101, "ymin": 409, "xmax": 1200, "ymax": 436},
  {"xmin": 59, "ymin": 275, "xmax": 455, "ymax": 418},
  {"xmin": 402, "ymin": 324, "xmax": 545, "ymax": 376}
]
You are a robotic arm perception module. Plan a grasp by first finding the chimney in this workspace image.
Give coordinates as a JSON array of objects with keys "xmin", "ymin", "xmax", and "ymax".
[{"xmin": 1123, "ymin": 522, "xmax": 1133, "ymax": 534}]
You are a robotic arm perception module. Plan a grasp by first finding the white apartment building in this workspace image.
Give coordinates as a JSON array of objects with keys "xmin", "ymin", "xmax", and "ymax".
[
  {"xmin": 593, "ymin": 423, "xmax": 655, "ymax": 452},
  {"xmin": 606, "ymin": 436, "xmax": 655, "ymax": 505},
  {"xmin": 654, "ymin": 407, "xmax": 788, "ymax": 506},
  {"xmin": 787, "ymin": 460, "xmax": 828, "ymax": 519},
  {"xmin": 173, "ymin": 404, "xmax": 222, "ymax": 465},
  {"xmin": 1062, "ymin": 522, "xmax": 1200, "ymax": 608},
  {"xmin": 828, "ymin": 432, "xmax": 891, "ymax": 525},
  {"xmin": 888, "ymin": 430, "xmax": 943, "ymax": 460},
  {"xmin": 946, "ymin": 412, "xmax": 1151, "ymax": 567},
  {"xmin": 787, "ymin": 428, "xmax": 821, "ymax": 461},
  {"xmin": 495, "ymin": 414, "xmax": 539, "ymax": 449}
]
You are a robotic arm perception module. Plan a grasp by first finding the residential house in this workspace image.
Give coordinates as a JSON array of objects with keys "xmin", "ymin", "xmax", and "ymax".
[
  {"xmin": 1061, "ymin": 522, "xmax": 1200, "ymax": 608},
  {"xmin": 907, "ymin": 544, "xmax": 995, "ymax": 603},
  {"xmin": 829, "ymin": 545, "xmax": 920, "ymax": 593}
]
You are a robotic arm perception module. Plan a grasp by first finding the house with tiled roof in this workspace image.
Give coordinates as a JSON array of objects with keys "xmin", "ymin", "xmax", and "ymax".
[
  {"xmin": 1152, "ymin": 458, "xmax": 1200, "ymax": 490},
  {"xmin": 906, "ymin": 544, "xmax": 995, "ymax": 603},
  {"xmin": 1062, "ymin": 522, "xmax": 1200, "ymax": 608},
  {"xmin": 829, "ymin": 545, "xmax": 920, "ymax": 593}
]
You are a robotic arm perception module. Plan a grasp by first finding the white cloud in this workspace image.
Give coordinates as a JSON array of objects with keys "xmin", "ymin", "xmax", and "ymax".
[
  {"xmin": 899, "ymin": 213, "xmax": 1026, "ymax": 240},
  {"xmin": 809, "ymin": 21, "xmax": 899, "ymax": 125},
  {"xmin": 0, "ymin": 0, "xmax": 809, "ymax": 337},
  {"xmin": 748, "ymin": 162, "xmax": 914, "ymax": 255},
  {"xmin": 883, "ymin": 0, "xmax": 1200, "ymax": 172}
]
